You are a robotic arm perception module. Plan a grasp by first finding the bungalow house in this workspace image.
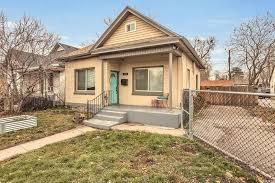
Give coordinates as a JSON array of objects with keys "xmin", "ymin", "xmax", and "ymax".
[{"xmin": 61, "ymin": 7, "xmax": 204, "ymax": 128}]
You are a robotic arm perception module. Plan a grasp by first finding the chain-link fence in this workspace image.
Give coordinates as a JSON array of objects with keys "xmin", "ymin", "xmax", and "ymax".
[{"xmin": 182, "ymin": 89, "xmax": 275, "ymax": 181}]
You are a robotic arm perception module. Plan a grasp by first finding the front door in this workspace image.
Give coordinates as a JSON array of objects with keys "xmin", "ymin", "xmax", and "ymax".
[{"xmin": 110, "ymin": 71, "xmax": 118, "ymax": 105}]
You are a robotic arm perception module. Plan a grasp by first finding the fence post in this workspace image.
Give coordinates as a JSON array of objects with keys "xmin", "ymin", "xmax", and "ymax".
[
  {"xmin": 188, "ymin": 89, "xmax": 194, "ymax": 139},
  {"xmin": 87, "ymin": 100, "xmax": 89, "ymax": 119}
]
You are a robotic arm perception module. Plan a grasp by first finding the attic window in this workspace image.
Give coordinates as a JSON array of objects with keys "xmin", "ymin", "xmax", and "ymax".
[{"xmin": 125, "ymin": 22, "xmax": 136, "ymax": 32}]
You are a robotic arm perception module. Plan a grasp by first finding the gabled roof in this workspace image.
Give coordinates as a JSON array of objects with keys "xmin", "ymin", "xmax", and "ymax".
[
  {"xmin": 60, "ymin": 6, "xmax": 204, "ymax": 69},
  {"xmin": 93, "ymin": 6, "xmax": 177, "ymax": 49},
  {"xmin": 49, "ymin": 43, "xmax": 79, "ymax": 64},
  {"xmin": 50, "ymin": 43, "xmax": 78, "ymax": 54}
]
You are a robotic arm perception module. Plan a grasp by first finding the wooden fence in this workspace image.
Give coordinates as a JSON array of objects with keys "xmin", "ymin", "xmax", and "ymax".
[{"xmin": 199, "ymin": 86, "xmax": 258, "ymax": 106}]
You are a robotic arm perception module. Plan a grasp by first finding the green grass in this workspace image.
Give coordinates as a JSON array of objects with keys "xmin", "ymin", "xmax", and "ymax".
[
  {"xmin": 0, "ymin": 131, "xmax": 259, "ymax": 183},
  {"xmin": 0, "ymin": 108, "xmax": 78, "ymax": 150}
]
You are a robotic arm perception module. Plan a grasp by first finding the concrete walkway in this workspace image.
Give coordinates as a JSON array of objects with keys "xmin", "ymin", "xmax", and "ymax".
[
  {"xmin": 112, "ymin": 123, "xmax": 185, "ymax": 137},
  {"xmin": 0, "ymin": 126, "xmax": 96, "ymax": 162}
]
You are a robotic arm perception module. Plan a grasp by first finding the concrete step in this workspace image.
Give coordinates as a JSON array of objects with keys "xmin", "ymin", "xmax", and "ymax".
[
  {"xmin": 93, "ymin": 114, "xmax": 127, "ymax": 123},
  {"xmin": 83, "ymin": 119, "xmax": 120, "ymax": 130},
  {"xmin": 99, "ymin": 110, "xmax": 127, "ymax": 117}
]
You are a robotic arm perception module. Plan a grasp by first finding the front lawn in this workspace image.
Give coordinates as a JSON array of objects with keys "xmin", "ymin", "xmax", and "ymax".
[
  {"xmin": 0, "ymin": 131, "xmax": 259, "ymax": 183},
  {"xmin": 0, "ymin": 108, "xmax": 77, "ymax": 150}
]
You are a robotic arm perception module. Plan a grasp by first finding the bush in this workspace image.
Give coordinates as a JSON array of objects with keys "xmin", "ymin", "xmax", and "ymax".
[{"xmin": 21, "ymin": 96, "xmax": 53, "ymax": 112}]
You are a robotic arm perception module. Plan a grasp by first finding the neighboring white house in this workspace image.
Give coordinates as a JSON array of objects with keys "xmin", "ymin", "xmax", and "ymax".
[
  {"xmin": 11, "ymin": 43, "xmax": 78, "ymax": 103},
  {"xmin": 270, "ymin": 67, "xmax": 275, "ymax": 94}
]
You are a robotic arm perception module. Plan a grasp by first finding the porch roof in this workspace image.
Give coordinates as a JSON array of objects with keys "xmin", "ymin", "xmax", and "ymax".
[
  {"xmin": 92, "ymin": 37, "xmax": 204, "ymax": 69},
  {"xmin": 91, "ymin": 37, "xmax": 179, "ymax": 55}
]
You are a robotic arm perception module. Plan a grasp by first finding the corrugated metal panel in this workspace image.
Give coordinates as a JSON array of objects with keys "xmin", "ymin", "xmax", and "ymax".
[
  {"xmin": 0, "ymin": 115, "xmax": 37, "ymax": 134},
  {"xmin": 99, "ymin": 46, "xmax": 175, "ymax": 60}
]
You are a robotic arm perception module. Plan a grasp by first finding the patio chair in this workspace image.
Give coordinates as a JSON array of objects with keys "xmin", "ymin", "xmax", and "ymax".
[{"xmin": 151, "ymin": 93, "xmax": 169, "ymax": 108}]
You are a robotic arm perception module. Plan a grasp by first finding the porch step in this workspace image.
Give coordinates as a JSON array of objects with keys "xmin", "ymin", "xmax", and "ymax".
[
  {"xmin": 93, "ymin": 114, "xmax": 127, "ymax": 123},
  {"xmin": 84, "ymin": 109, "xmax": 127, "ymax": 130},
  {"xmin": 99, "ymin": 110, "xmax": 127, "ymax": 117},
  {"xmin": 83, "ymin": 119, "xmax": 120, "ymax": 130}
]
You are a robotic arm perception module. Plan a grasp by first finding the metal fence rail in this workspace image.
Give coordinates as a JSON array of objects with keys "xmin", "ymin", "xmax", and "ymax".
[
  {"xmin": 182, "ymin": 89, "xmax": 275, "ymax": 181},
  {"xmin": 87, "ymin": 91, "xmax": 110, "ymax": 119}
]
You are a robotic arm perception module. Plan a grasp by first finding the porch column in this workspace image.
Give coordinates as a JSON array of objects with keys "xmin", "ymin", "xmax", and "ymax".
[
  {"xmin": 101, "ymin": 60, "xmax": 104, "ymax": 93},
  {"xmin": 169, "ymin": 52, "xmax": 173, "ymax": 110}
]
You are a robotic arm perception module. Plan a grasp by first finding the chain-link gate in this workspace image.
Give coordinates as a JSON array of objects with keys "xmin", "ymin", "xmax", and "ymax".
[{"xmin": 182, "ymin": 89, "xmax": 275, "ymax": 181}]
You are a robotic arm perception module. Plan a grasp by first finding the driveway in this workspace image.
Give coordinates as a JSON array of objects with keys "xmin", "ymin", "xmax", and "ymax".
[
  {"xmin": 258, "ymin": 98, "xmax": 275, "ymax": 108},
  {"xmin": 193, "ymin": 105, "xmax": 275, "ymax": 179}
]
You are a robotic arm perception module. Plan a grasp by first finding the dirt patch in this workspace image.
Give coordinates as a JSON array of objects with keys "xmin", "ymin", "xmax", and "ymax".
[{"xmin": 130, "ymin": 149, "xmax": 156, "ymax": 170}]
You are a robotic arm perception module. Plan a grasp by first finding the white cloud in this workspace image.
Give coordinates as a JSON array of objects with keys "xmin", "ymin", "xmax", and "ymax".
[{"xmin": 7, "ymin": 21, "xmax": 16, "ymax": 29}]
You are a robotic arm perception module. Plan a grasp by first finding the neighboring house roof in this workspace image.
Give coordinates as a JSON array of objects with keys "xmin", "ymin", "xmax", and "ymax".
[
  {"xmin": 61, "ymin": 44, "xmax": 94, "ymax": 60},
  {"xmin": 50, "ymin": 43, "xmax": 78, "ymax": 54},
  {"xmin": 10, "ymin": 42, "xmax": 77, "ymax": 72},
  {"xmin": 49, "ymin": 43, "xmax": 79, "ymax": 65},
  {"xmin": 60, "ymin": 6, "xmax": 204, "ymax": 69},
  {"xmin": 201, "ymin": 80, "xmax": 235, "ymax": 87},
  {"xmin": 10, "ymin": 49, "xmax": 47, "ymax": 69}
]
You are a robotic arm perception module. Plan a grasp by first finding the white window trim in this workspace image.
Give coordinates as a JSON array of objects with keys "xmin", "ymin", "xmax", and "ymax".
[
  {"xmin": 76, "ymin": 68, "xmax": 95, "ymax": 91},
  {"xmin": 186, "ymin": 69, "xmax": 191, "ymax": 89},
  {"xmin": 125, "ymin": 21, "xmax": 136, "ymax": 33},
  {"xmin": 134, "ymin": 67, "xmax": 163, "ymax": 92}
]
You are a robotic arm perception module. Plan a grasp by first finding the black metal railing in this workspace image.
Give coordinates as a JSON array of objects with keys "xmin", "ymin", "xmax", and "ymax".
[{"xmin": 87, "ymin": 91, "xmax": 110, "ymax": 119}]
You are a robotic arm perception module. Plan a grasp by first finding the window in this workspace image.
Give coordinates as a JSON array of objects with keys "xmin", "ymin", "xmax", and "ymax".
[
  {"xmin": 75, "ymin": 68, "xmax": 95, "ymax": 92},
  {"xmin": 134, "ymin": 67, "xmax": 163, "ymax": 94},
  {"xmin": 48, "ymin": 73, "xmax": 54, "ymax": 92},
  {"xmin": 187, "ymin": 69, "xmax": 190, "ymax": 89},
  {"xmin": 125, "ymin": 22, "xmax": 136, "ymax": 32}
]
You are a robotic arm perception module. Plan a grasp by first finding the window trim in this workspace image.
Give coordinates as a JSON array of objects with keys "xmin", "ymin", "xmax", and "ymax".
[
  {"xmin": 132, "ymin": 66, "xmax": 164, "ymax": 96},
  {"xmin": 125, "ymin": 21, "xmax": 136, "ymax": 33},
  {"xmin": 187, "ymin": 69, "xmax": 191, "ymax": 89},
  {"xmin": 74, "ymin": 67, "xmax": 95, "ymax": 95},
  {"xmin": 196, "ymin": 74, "xmax": 199, "ymax": 90}
]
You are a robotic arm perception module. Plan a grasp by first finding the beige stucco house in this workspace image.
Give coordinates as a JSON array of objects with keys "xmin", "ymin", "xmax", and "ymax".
[
  {"xmin": 61, "ymin": 6, "xmax": 205, "ymax": 128},
  {"xmin": 62, "ymin": 7, "xmax": 204, "ymax": 113}
]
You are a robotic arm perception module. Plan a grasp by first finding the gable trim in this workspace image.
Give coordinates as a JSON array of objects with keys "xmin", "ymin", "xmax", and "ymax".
[{"xmin": 92, "ymin": 6, "xmax": 177, "ymax": 49}]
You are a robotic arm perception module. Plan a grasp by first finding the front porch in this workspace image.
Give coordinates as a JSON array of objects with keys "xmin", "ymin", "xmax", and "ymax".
[
  {"xmin": 102, "ymin": 51, "xmax": 182, "ymax": 109},
  {"xmin": 85, "ymin": 103, "xmax": 182, "ymax": 129},
  {"xmin": 106, "ymin": 105, "xmax": 181, "ymax": 128}
]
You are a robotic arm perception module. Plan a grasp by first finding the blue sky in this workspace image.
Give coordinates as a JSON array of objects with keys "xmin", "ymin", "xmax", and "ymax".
[{"xmin": 1, "ymin": 0, "xmax": 274, "ymax": 72}]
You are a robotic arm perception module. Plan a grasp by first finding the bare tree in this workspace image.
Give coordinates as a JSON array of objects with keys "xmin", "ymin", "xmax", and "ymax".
[
  {"xmin": 104, "ymin": 17, "xmax": 113, "ymax": 26},
  {"xmin": 0, "ymin": 12, "xmax": 59, "ymax": 112},
  {"xmin": 192, "ymin": 36, "xmax": 216, "ymax": 80},
  {"xmin": 230, "ymin": 12, "xmax": 275, "ymax": 86}
]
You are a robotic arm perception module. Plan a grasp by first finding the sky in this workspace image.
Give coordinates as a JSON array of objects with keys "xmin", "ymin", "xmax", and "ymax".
[{"xmin": 1, "ymin": 0, "xmax": 274, "ymax": 73}]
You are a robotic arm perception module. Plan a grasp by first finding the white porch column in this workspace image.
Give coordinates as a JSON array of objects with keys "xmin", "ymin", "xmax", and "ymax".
[
  {"xmin": 101, "ymin": 60, "xmax": 104, "ymax": 93},
  {"xmin": 169, "ymin": 52, "xmax": 173, "ymax": 110}
]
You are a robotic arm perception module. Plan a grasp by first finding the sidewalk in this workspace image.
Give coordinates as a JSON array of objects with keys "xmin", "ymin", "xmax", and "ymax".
[
  {"xmin": 112, "ymin": 123, "xmax": 185, "ymax": 137},
  {"xmin": 0, "ymin": 126, "xmax": 96, "ymax": 162}
]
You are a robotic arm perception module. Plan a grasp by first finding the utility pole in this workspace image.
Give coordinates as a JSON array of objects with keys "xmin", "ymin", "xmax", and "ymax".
[{"xmin": 228, "ymin": 49, "xmax": 231, "ymax": 80}]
